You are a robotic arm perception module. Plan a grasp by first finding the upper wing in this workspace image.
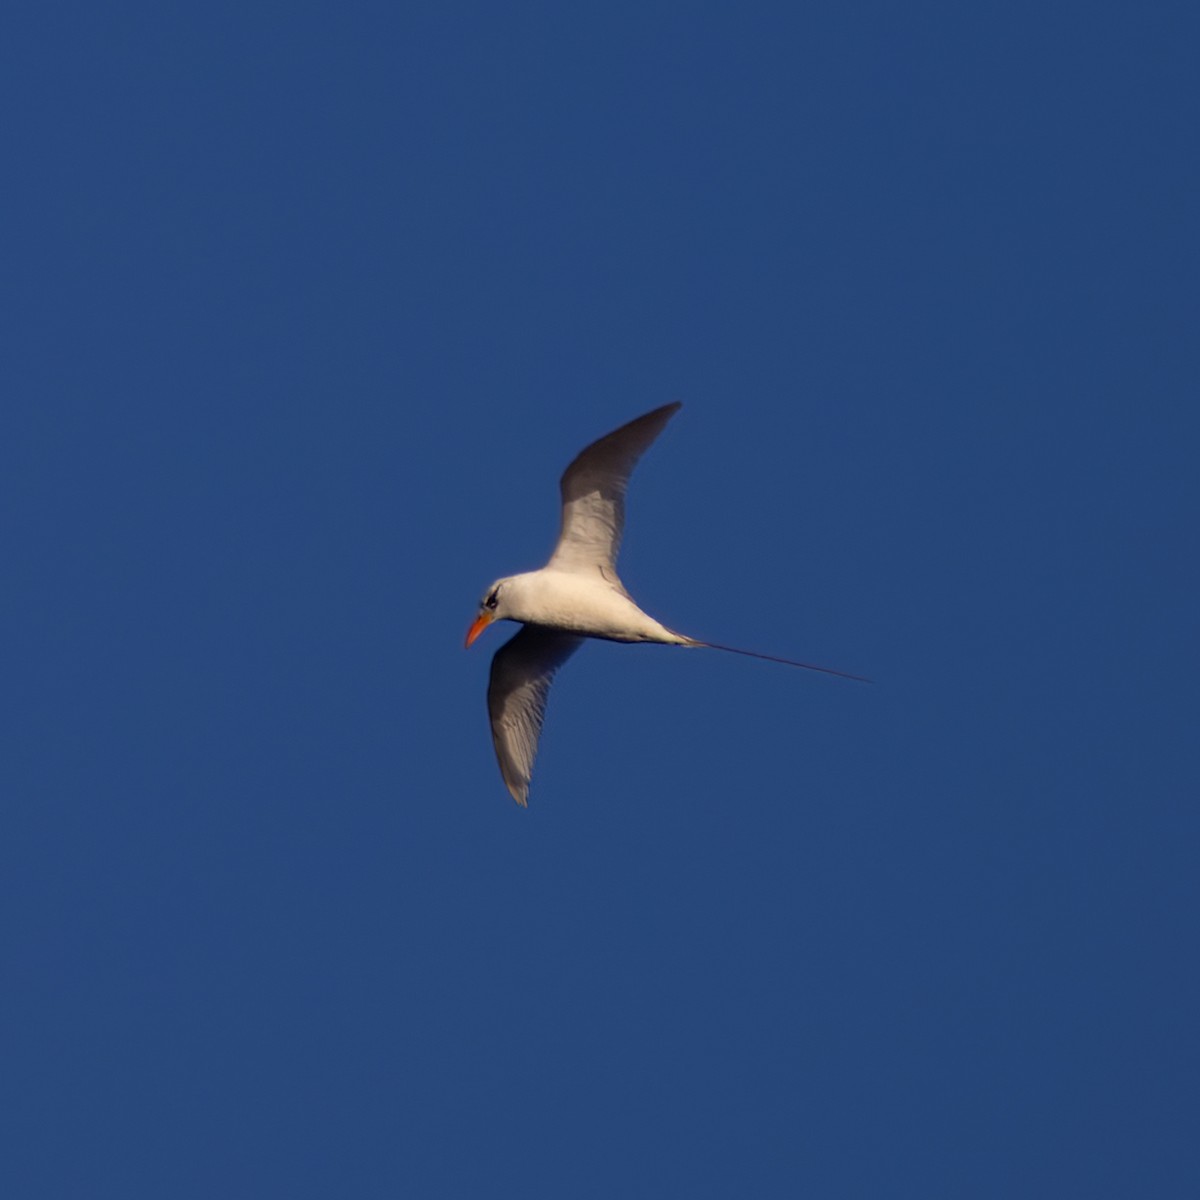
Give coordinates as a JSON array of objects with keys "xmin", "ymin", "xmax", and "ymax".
[
  {"xmin": 547, "ymin": 402, "xmax": 681, "ymax": 575},
  {"xmin": 487, "ymin": 625, "xmax": 584, "ymax": 806}
]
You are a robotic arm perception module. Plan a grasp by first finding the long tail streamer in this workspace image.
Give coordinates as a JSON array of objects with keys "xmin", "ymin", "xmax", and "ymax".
[{"xmin": 691, "ymin": 639, "xmax": 871, "ymax": 683}]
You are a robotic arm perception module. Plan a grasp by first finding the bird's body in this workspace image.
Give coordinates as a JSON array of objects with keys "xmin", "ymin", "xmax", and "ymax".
[
  {"xmin": 485, "ymin": 568, "xmax": 691, "ymax": 645},
  {"xmin": 466, "ymin": 402, "xmax": 864, "ymax": 806}
]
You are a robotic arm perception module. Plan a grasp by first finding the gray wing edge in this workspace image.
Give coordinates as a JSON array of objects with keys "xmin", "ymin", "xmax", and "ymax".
[
  {"xmin": 487, "ymin": 626, "xmax": 585, "ymax": 806},
  {"xmin": 549, "ymin": 402, "xmax": 682, "ymax": 571}
]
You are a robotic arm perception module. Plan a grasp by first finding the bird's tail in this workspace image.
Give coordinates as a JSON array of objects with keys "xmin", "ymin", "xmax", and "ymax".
[{"xmin": 679, "ymin": 635, "xmax": 871, "ymax": 683}]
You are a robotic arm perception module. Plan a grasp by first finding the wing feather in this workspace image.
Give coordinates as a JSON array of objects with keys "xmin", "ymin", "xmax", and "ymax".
[
  {"xmin": 487, "ymin": 626, "xmax": 584, "ymax": 806},
  {"xmin": 547, "ymin": 402, "xmax": 681, "ymax": 575}
]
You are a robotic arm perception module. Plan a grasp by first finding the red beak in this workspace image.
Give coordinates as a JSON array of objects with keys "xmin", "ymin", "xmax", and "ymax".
[{"xmin": 465, "ymin": 613, "xmax": 492, "ymax": 648}]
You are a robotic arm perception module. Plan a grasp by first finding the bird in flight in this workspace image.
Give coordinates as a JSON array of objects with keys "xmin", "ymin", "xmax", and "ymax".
[{"xmin": 466, "ymin": 403, "xmax": 866, "ymax": 806}]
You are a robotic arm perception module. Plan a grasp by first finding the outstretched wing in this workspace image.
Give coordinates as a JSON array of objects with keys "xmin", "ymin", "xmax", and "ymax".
[
  {"xmin": 487, "ymin": 625, "xmax": 584, "ymax": 806},
  {"xmin": 547, "ymin": 402, "xmax": 681, "ymax": 575}
]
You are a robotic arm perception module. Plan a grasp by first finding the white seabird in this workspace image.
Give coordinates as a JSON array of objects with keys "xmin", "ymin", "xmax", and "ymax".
[{"xmin": 466, "ymin": 403, "xmax": 866, "ymax": 805}]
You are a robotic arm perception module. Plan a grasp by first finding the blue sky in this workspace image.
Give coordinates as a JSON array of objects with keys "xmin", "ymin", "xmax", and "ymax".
[{"xmin": 3, "ymin": 3, "xmax": 1198, "ymax": 1196}]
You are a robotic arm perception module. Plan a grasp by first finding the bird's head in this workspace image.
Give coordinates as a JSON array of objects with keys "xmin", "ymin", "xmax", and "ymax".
[{"xmin": 465, "ymin": 577, "xmax": 512, "ymax": 647}]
